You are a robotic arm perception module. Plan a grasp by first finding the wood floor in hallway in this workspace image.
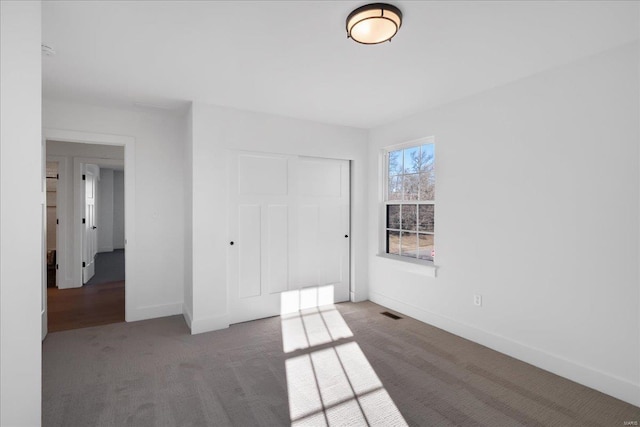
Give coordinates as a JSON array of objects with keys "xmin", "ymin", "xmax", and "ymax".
[{"xmin": 47, "ymin": 281, "xmax": 125, "ymax": 332}]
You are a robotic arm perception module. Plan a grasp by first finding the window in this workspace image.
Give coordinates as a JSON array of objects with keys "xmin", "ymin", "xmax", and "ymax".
[{"xmin": 384, "ymin": 139, "xmax": 435, "ymax": 262}]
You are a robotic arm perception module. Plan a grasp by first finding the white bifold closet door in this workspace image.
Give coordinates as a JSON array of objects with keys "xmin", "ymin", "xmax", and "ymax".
[{"xmin": 229, "ymin": 152, "xmax": 350, "ymax": 324}]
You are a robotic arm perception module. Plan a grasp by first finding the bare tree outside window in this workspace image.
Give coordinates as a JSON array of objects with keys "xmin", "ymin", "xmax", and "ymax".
[{"xmin": 385, "ymin": 141, "xmax": 435, "ymax": 262}]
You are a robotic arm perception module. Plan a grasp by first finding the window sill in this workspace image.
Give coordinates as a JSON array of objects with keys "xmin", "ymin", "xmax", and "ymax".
[{"xmin": 376, "ymin": 253, "xmax": 438, "ymax": 277}]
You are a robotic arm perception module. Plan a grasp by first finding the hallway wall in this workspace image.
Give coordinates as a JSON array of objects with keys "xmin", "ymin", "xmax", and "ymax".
[
  {"xmin": 98, "ymin": 168, "xmax": 115, "ymax": 253},
  {"xmin": 113, "ymin": 170, "xmax": 125, "ymax": 249},
  {"xmin": 96, "ymin": 168, "xmax": 125, "ymax": 252}
]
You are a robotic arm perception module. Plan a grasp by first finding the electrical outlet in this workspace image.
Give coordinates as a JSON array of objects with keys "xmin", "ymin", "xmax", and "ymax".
[{"xmin": 474, "ymin": 294, "xmax": 482, "ymax": 307}]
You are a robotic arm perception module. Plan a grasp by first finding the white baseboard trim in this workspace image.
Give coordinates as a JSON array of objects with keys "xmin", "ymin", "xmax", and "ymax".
[
  {"xmin": 351, "ymin": 289, "xmax": 369, "ymax": 303},
  {"xmin": 369, "ymin": 291, "xmax": 640, "ymax": 407},
  {"xmin": 127, "ymin": 302, "xmax": 183, "ymax": 322},
  {"xmin": 97, "ymin": 246, "xmax": 114, "ymax": 253},
  {"xmin": 182, "ymin": 304, "xmax": 193, "ymax": 329},
  {"xmin": 190, "ymin": 313, "xmax": 229, "ymax": 335}
]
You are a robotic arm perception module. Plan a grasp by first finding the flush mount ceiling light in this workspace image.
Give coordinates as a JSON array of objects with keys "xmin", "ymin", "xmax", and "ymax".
[{"xmin": 346, "ymin": 3, "xmax": 402, "ymax": 45}]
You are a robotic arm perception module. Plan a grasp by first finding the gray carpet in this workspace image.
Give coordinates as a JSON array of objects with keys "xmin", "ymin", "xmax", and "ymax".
[
  {"xmin": 42, "ymin": 301, "xmax": 640, "ymax": 426},
  {"xmin": 86, "ymin": 249, "xmax": 125, "ymax": 286}
]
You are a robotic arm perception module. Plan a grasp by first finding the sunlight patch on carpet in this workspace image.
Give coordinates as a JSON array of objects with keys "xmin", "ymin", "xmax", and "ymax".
[{"xmin": 286, "ymin": 342, "xmax": 407, "ymax": 426}]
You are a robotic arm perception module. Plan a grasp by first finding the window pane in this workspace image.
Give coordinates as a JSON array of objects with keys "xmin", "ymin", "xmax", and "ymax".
[
  {"xmin": 388, "ymin": 150, "xmax": 403, "ymax": 176},
  {"xmin": 418, "ymin": 234, "xmax": 434, "ymax": 261},
  {"xmin": 387, "ymin": 231, "xmax": 400, "ymax": 255},
  {"xmin": 400, "ymin": 232, "xmax": 418, "ymax": 258},
  {"xmin": 387, "ymin": 205, "xmax": 400, "ymax": 229},
  {"xmin": 420, "ymin": 144, "xmax": 435, "ymax": 172},
  {"xmin": 388, "ymin": 175, "xmax": 402, "ymax": 200},
  {"xmin": 403, "ymin": 174, "xmax": 419, "ymax": 200},
  {"xmin": 419, "ymin": 143, "xmax": 435, "ymax": 200},
  {"xmin": 418, "ymin": 205, "xmax": 434, "ymax": 232},
  {"xmin": 400, "ymin": 205, "xmax": 416, "ymax": 231},
  {"xmin": 419, "ymin": 172, "xmax": 435, "ymax": 200},
  {"xmin": 403, "ymin": 146, "xmax": 420, "ymax": 173},
  {"xmin": 420, "ymin": 174, "xmax": 435, "ymax": 200}
]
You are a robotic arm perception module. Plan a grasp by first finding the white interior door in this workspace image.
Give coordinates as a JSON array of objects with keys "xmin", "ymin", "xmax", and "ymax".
[
  {"xmin": 82, "ymin": 164, "xmax": 99, "ymax": 284},
  {"xmin": 229, "ymin": 152, "xmax": 350, "ymax": 324}
]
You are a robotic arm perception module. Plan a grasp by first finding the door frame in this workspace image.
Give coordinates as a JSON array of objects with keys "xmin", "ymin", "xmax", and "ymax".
[{"xmin": 43, "ymin": 128, "xmax": 135, "ymax": 321}]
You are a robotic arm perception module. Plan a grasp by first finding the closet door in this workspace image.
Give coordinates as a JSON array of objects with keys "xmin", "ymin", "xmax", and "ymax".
[
  {"xmin": 229, "ymin": 152, "xmax": 293, "ymax": 323},
  {"xmin": 292, "ymin": 157, "xmax": 350, "ymax": 303},
  {"xmin": 229, "ymin": 152, "xmax": 350, "ymax": 324}
]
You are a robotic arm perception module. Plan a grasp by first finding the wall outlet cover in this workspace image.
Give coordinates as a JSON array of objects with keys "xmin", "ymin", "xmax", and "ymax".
[{"xmin": 474, "ymin": 294, "xmax": 482, "ymax": 307}]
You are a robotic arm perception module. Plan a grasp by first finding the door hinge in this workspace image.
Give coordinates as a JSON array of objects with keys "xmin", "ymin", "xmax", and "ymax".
[
  {"xmin": 56, "ymin": 173, "xmax": 59, "ymax": 179},
  {"xmin": 56, "ymin": 264, "xmax": 58, "ymax": 270},
  {"xmin": 82, "ymin": 262, "xmax": 86, "ymax": 268},
  {"xmin": 82, "ymin": 174, "xmax": 86, "ymax": 181},
  {"xmin": 56, "ymin": 219, "xmax": 59, "ymax": 225},
  {"xmin": 82, "ymin": 218, "xmax": 86, "ymax": 224}
]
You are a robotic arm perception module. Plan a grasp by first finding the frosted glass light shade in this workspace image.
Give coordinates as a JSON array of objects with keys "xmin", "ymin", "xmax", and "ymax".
[{"xmin": 346, "ymin": 3, "xmax": 402, "ymax": 44}]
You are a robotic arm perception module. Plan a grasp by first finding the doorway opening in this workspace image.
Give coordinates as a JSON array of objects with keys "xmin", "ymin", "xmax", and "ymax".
[{"xmin": 45, "ymin": 140, "xmax": 126, "ymax": 332}]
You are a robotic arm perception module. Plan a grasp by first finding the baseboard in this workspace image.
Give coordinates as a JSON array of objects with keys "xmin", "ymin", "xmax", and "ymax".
[
  {"xmin": 182, "ymin": 304, "xmax": 193, "ymax": 329},
  {"xmin": 97, "ymin": 246, "xmax": 113, "ymax": 253},
  {"xmin": 351, "ymin": 289, "xmax": 368, "ymax": 303},
  {"xmin": 190, "ymin": 313, "xmax": 229, "ymax": 335},
  {"xmin": 127, "ymin": 301, "xmax": 183, "ymax": 322},
  {"xmin": 368, "ymin": 291, "xmax": 640, "ymax": 407}
]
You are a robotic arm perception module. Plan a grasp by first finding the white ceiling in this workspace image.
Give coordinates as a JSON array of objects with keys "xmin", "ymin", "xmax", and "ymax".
[{"xmin": 42, "ymin": 1, "xmax": 639, "ymax": 129}]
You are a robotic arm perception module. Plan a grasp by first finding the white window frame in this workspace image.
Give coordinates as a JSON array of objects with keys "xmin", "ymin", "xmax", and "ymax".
[{"xmin": 379, "ymin": 137, "xmax": 436, "ymax": 270}]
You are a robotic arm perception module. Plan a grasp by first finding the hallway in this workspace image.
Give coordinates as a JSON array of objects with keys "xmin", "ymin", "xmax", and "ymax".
[
  {"xmin": 47, "ymin": 281, "xmax": 124, "ymax": 332},
  {"xmin": 47, "ymin": 250, "xmax": 126, "ymax": 332},
  {"xmin": 86, "ymin": 249, "xmax": 125, "ymax": 286}
]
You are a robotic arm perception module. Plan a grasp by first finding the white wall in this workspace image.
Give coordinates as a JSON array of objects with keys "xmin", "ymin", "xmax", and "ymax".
[
  {"xmin": 98, "ymin": 168, "xmax": 115, "ymax": 252},
  {"xmin": 47, "ymin": 141, "xmax": 124, "ymax": 288},
  {"xmin": 43, "ymin": 99, "xmax": 187, "ymax": 321},
  {"xmin": 367, "ymin": 42, "xmax": 640, "ymax": 406},
  {"xmin": 113, "ymin": 170, "xmax": 125, "ymax": 249},
  {"xmin": 186, "ymin": 103, "xmax": 369, "ymax": 333},
  {"xmin": 0, "ymin": 1, "xmax": 42, "ymax": 425}
]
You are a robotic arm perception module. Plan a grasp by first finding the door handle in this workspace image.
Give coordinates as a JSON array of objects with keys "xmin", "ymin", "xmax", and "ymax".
[
  {"xmin": 230, "ymin": 241, "xmax": 235, "ymax": 246},
  {"xmin": 344, "ymin": 234, "xmax": 349, "ymax": 238},
  {"xmin": 92, "ymin": 226, "xmax": 97, "ymax": 230}
]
